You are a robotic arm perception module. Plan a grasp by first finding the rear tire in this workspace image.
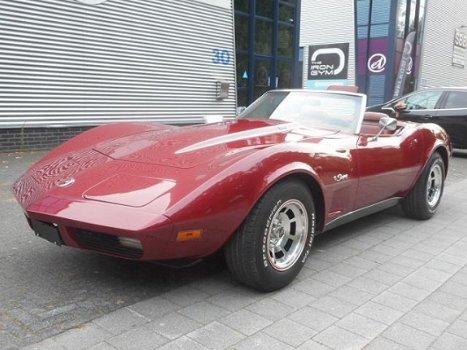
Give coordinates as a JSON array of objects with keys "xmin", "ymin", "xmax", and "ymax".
[
  {"xmin": 225, "ymin": 180, "xmax": 315, "ymax": 292},
  {"xmin": 402, "ymin": 152, "xmax": 445, "ymax": 220}
]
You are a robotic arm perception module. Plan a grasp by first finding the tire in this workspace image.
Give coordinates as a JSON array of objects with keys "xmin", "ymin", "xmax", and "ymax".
[
  {"xmin": 402, "ymin": 152, "xmax": 445, "ymax": 220},
  {"xmin": 225, "ymin": 180, "xmax": 315, "ymax": 292}
]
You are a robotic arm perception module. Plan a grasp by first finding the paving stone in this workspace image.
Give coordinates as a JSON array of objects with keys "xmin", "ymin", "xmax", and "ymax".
[
  {"xmin": 347, "ymin": 276, "xmax": 389, "ymax": 295},
  {"xmin": 329, "ymin": 285, "xmax": 375, "ymax": 306},
  {"xmin": 376, "ymin": 261, "xmax": 415, "ymax": 278},
  {"xmin": 344, "ymin": 256, "xmax": 382, "ymax": 271},
  {"xmin": 429, "ymin": 332, "xmax": 467, "ymax": 350},
  {"xmin": 288, "ymin": 306, "xmax": 338, "ymax": 332},
  {"xmin": 363, "ymin": 268, "xmax": 402, "ymax": 285},
  {"xmin": 106, "ymin": 326, "xmax": 168, "ymax": 349},
  {"xmin": 312, "ymin": 325, "xmax": 370, "ymax": 350},
  {"xmin": 372, "ymin": 291, "xmax": 419, "ymax": 313},
  {"xmin": 400, "ymin": 311, "xmax": 450, "ymax": 336},
  {"xmin": 86, "ymin": 342, "xmax": 117, "ymax": 350},
  {"xmin": 311, "ymin": 270, "xmax": 352, "ymax": 288},
  {"xmin": 293, "ymin": 278, "xmax": 336, "ymax": 298},
  {"xmin": 219, "ymin": 309, "xmax": 272, "ymax": 336},
  {"xmin": 327, "ymin": 262, "xmax": 368, "ymax": 279},
  {"xmin": 296, "ymin": 339, "xmax": 333, "ymax": 350},
  {"xmin": 355, "ymin": 301, "xmax": 404, "ymax": 325},
  {"xmin": 157, "ymin": 336, "xmax": 208, "ymax": 350},
  {"xmin": 127, "ymin": 297, "xmax": 180, "ymax": 320},
  {"xmin": 161, "ymin": 286, "xmax": 209, "ymax": 307},
  {"xmin": 92, "ymin": 308, "xmax": 149, "ymax": 335},
  {"xmin": 387, "ymin": 282, "xmax": 430, "ymax": 301},
  {"xmin": 363, "ymin": 336, "xmax": 412, "ymax": 350},
  {"xmin": 186, "ymin": 321, "xmax": 244, "ymax": 349},
  {"xmin": 428, "ymin": 291, "xmax": 467, "ymax": 311},
  {"xmin": 188, "ymin": 273, "xmax": 234, "ymax": 296},
  {"xmin": 336, "ymin": 313, "xmax": 387, "ymax": 339},
  {"xmin": 358, "ymin": 249, "xmax": 393, "ymax": 264},
  {"xmin": 382, "ymin": 323, "xmax": 436, "ymax": 350},
  {"xmin": 263, "ymin": 318, "xmax": 317, "ymax": 347},
  {"xmin": 246, "ymin": 298, "xmax": 296, "ymax": 322},
  {"xmin": 52, "ymin": 323, "xmax": 112, "ymax": 350},
  {"xmin": 446, "ymin": 319, "xmax": 467, "ymax": 339},
  {"xmin": 438, "ymin": 280, "xmax": 467, "ymax": 299},
  {"xmin": 206, "ymin": 288, "xmax": 257, "ymax": 312},
  {"xmin": 178, "ymin": 301, "xmax": 230, "ymax": 325},
  {"xmin": 21, "ymin": 338, "xmax": 66, "ymax": 350},
  {"xmin": 310, "ymin": 295, "xmax": 357, "ymax": 318},
  {"xmin": 413, "ymin": 299, "xmax": 461, "ymax": 323},
  {"xmin": 232, "ymin": 332, "xmax": 294, "ymax": 350},
  {"xmin": 271, "ymin": 287, "xmax": 316, "ymax": 308},
  {"xmin": 146, "ymin": 312, "xmax": 201, "ymax": 340}
]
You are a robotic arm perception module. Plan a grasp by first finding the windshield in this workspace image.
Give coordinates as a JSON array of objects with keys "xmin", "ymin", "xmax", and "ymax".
[{"xmin": 240, "ymin": 90, "xmax": 366, "ymax": 134}]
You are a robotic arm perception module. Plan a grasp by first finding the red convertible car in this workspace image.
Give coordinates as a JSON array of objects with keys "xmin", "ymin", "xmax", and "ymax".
[{"xmin": 12, "ymin": 90, "xmax": 451, "ymax": 291}]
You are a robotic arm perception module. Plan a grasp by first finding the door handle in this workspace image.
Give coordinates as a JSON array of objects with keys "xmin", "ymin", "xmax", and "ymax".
[{"xmin": 421, "ymin": 114, "xmax": 432, "ymax": 120}]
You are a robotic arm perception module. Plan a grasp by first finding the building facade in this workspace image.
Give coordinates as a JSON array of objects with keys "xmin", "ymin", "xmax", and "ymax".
[{"xmin": 0, "ymin": 0, "xmax": 236, "ymax": 150}]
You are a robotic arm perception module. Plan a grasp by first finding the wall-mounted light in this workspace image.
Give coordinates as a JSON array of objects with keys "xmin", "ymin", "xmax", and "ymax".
[{"xmin": 216, "ymin": 81, "xmax": 230, "ymax": 100}]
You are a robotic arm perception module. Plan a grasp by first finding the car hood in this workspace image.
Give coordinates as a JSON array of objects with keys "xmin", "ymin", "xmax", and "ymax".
[{"xmin": 93, "ymin": 119, "xmax": 334, "ymax": 168}]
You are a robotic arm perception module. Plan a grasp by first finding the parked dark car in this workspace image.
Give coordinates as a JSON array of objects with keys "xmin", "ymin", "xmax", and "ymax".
[{"xmin": 367, "ymin": 87, "xmax": 467, "ymax": 148}]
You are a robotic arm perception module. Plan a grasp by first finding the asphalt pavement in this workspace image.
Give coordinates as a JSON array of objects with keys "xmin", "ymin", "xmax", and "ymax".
[{"xmin": 1, "ymin": 150, "xmax": 467, "ymax": 349}]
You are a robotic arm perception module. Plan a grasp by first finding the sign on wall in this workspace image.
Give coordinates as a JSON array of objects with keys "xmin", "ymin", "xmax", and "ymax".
[
  {"xmin": 453, "ymin": 28, "xmax": 467, "ymax": 68},
  {"xmin": 307, "ymin": 43, "xmax": 349, "ymax": 89}
]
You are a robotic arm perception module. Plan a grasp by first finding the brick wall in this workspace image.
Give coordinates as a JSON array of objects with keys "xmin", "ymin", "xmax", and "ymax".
[{"xmin": 0, "ymin": 126, "xmax": 94, "ymax": 152}]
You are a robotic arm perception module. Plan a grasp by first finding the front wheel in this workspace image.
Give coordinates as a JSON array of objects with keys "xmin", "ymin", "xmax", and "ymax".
[
  {"xmin": 402, "ymin": 152, "xmax": 445, "ymax": 220},
  {"xmin": 225, "ymin": 180, "xmax": 315, "ymax": 292}
]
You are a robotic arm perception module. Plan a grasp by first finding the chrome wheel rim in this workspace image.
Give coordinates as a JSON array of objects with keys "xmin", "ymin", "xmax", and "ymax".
[
  {"xmin": 427, "ymin": 163, "xmax": 443, "ymax": 207},
  {"xmin": 266, "ymin": 199, "xmax": 308, "ymax": 271}
]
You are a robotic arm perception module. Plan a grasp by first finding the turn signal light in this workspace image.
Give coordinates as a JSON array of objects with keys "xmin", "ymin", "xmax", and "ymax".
[{"xmin": 176, "ymin": 229, "xmax": 203, "ymax": 241}]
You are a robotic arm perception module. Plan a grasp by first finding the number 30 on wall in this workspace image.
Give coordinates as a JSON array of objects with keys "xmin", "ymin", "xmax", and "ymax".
[{"xmin": 212, "ymin": 49, "xmax": 231, "ymax": 65}]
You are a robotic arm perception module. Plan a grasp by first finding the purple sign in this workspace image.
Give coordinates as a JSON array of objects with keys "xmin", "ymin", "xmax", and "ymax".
[{"xmin": 357, "ymin": 37, "xmax": 389, "ymax": 75}]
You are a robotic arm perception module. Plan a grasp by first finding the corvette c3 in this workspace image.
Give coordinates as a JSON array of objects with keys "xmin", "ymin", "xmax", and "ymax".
[{"xmin": 12, "ymin": 90, "xmax": 452, "ymax": 291}]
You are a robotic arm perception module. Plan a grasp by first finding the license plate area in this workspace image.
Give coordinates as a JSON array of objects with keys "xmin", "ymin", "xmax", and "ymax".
[{"xmin": 31, "ymin": 220, "xmax": 64, "ymax": 246}]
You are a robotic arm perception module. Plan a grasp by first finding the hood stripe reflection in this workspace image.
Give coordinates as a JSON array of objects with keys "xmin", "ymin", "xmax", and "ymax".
[{"xmin": 175, "ymin": 123, "xmax": 299, "ymax": 154}]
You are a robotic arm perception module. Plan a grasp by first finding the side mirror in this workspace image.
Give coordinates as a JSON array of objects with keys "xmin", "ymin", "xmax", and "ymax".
[
  {"xmin": 203, "ymin": 115, "xmax": 224, "ymax": 124},
  {"xmin": 371, "ymin": 116, "xmax": 398, "ymax": 141},
  {"xmin": 394, "ymin": 101, "xmax": 407, "ymax": 111},
  {"xmin": 381, "ymin": 106, "xmax": 396, "ymax": 115},
  {"xmin": 379, "ymin": 116, "xmax": 398, "ymax": 131}
]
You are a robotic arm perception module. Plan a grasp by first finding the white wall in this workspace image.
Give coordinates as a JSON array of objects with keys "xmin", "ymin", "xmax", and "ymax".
[{"xmin": 419, "ymin": 0, "xmax": 467, "ymax": 88}]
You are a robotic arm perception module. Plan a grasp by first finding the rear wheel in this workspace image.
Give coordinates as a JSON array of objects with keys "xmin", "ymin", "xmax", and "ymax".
[
  {"xmin": 402, "ymin": 152, "xmax": 445, "ymax": 220},
  {"xmin": 225, "ymin": 180, "xmax": 315, "ymax": 292}
]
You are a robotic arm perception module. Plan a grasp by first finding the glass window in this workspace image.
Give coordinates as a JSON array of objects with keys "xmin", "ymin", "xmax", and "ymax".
[
  {"xmin": 279, "ymin": 4, "xmax": 294, "ymax": 23},
  {"xmin": 256, "ymin": 0, "xmax": 273, "ymax": 18},
  {"xmin": 277, "ymin": 60, "xmax": 292, "ymax": 88},
  {"xmin": 234, "ymin": 0, "xmax": 248, "ymax": 12},
  {"xmin": 403, "ymin": 91, "xmax": 442, "ymax": 110},
  {"xmin": 278, "ymin": 25, "xmax": 294, "ymax": 57},
  {"xmin": 254, "ymin": 59, "xmax": 272, "ymax": 99},
  {"xmin": 444, "ymin": 91, "xmax": 467, "ymax": 109},
  {"xmin": 396, "ymin": 0, "xmax": 407, "ymax": 38},
  {"xmin": 255, "ymin": 20, "xmax": 273, "ymax": 55},
  {"xmin": 236, "ymin": 54, "xmax": 249, "ymax": 88},
  {"xmin": 235, "ymin": 14, "xmax": 249, "ymax": 52}
]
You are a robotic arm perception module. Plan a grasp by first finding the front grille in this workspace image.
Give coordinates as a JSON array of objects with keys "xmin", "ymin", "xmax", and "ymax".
[{"xmin": 73, "ymin": 229, "xmax": 143, "ymax": 259}]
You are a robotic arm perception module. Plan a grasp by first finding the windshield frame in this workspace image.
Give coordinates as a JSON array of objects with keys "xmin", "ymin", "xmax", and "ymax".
[{"xmin": 239, "ymin": 89, "xmax": 368, "ymax": 134}]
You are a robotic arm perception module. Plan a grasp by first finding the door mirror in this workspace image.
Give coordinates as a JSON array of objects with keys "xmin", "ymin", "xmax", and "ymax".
[
  {"xmin": 371, "ymin": 116, "xmax": 398, "ymax": 141},
  {"xmin": 394, "ymin": 101, "xmax": 407, "ymax": 111},
  {"xmin": 381, "ymin": 106, "xmax": 396, "ymax": 115},
  {"xmin": 379, "ymin": 116, "xmax": 398, "ymax": 131}
]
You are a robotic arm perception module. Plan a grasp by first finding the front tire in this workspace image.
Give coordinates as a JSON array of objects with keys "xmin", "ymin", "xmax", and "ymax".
[
  {"xmin": 225, "ymin": 180, "xmax": 315, "ymax": 292},
  {"xmin": 402, "ymin": 152, "xmax": 445, "ymax": 220}
]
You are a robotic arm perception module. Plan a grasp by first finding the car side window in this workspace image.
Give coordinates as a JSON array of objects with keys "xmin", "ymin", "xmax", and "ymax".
[
  {"xmin": 444, "ymin": 91, "xmax": 467, "ymax": 109},
  {"xmin": 403, "ymin": 91, "xmax": 442, "ymax": 110}
]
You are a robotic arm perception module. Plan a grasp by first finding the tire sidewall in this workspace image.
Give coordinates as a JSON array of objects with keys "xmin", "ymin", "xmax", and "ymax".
[
  {"xmin": 424, "ymin": 154, "xmax": 445, "ymax": 214},
  {"xmin": 255, "ymin": 182, "xmax": 315, "ymax": 290}
]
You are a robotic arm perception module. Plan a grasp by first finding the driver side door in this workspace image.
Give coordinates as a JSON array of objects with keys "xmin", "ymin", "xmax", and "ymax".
[{"xmin": 393, "ymin": 90, "xmax": 444, "ymax": 122}]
